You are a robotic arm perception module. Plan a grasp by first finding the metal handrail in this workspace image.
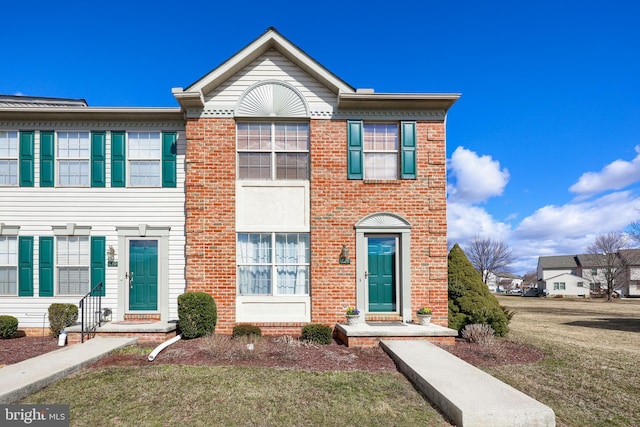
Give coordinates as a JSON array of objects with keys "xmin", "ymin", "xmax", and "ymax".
[{"xmin": 79, "ymin": 282, "xmax": 103, "ymax": 343}]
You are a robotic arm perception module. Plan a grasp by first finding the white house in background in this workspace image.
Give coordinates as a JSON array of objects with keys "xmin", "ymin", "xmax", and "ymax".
[
  {"xmin": 485, "ymin": 271, "xmax": 522, "ymax": 292},
  {"xmin": 537, "ymin": 255, "xmax": 590, "ymax": 297}
]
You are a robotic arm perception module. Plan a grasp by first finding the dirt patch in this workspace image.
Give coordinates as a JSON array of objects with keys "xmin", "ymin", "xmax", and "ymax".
[
  {"xmin": 0, "ymin": 334, "xmax": 60, "ymax": 365},
  {"xmin": 0, "ymin": 333, "xmax": 544, "ymax": 371}
]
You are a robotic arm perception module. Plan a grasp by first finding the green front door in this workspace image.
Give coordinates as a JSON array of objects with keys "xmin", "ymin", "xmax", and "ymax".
[
  {"xmin": 367, "ymin": 237, "xmax": 397, "ymax": 312},
  {"xmin": 128, "ymin": 240, "xmax": 158, "ymax": 311}
]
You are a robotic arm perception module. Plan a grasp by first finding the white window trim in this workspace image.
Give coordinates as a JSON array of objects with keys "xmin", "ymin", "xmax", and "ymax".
[
  {"xmin": 127, "ymin": 131, "xmax": 162, "ymax": 187},
  {"xmin": 56, "ymin": 131, "xmax": 90, "ymax": 187},
  {"xmin": 0, "ymin": 236, "xmax": 18, "ymax": 296},
  {"xmin": 236, "ymin": 232, "xmax": 310, "ymax": 296},
  {"xmin": 236, "ymin": 122, "xmax": 309, "ymax": 181},
  {"xmin": 0, "ymin": 130, "xmax": 19, "ymax": 186}
]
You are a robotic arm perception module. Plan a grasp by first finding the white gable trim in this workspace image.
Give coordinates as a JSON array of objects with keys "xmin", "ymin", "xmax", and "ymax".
[{"xmin": 173, "ymin": 28, "xmax": 355, "ymax": 109}]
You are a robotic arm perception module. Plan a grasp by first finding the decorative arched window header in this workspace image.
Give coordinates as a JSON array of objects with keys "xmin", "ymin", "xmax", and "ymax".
[{"xmin": 236, "ymin": 81, "xmax": 309, "ymax": 118}]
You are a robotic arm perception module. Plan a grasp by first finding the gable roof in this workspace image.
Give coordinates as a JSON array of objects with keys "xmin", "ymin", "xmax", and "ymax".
[
  {"xmin": 172, "ymin": 27, "xmax": 460, "ymax": 112},
  {"xmin": 538, "ymin": 255, "xmax": 578, "ymax": 269},
  {"xmin": 575, "ymin": 254, "xmax": 606, "ymax": 267},
  {"xmin": 173, "ymin": 27, "xmax": 355, "ymax": 109}
]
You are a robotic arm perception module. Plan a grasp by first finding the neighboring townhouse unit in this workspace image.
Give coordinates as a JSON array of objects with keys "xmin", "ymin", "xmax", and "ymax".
[
  {"xmin": 0, "ymin": 96, "xmax": 186, "ymax": 333},
  {"xmin": 0, "ymin": 28, "xmax": 459, "ymax": 337}
]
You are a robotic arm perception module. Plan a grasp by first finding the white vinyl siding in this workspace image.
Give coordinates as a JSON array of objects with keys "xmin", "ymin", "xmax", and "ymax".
[
  {"xmin": 57, "ymin": 132, "xmax": 90, "ymax": 186},
  {"xmin": 128, "ymin": 132, "xmax": 162, "ymax": 187},
  {"xmin": 0, "ymin": 236, "xmax": 17, "ymax": 295},
  {"xmin": 205, "ymin": 50, "xmax": 337, "ymax": 112},
  {"xmin": 0, "ymin": 131, "xmax": 18, "ymax": 186},
  {"xmin": 0, "ymin": 128, "xmax": 186, "ymax": 328}
]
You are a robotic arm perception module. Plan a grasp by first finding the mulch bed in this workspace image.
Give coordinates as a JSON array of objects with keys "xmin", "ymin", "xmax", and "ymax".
[{"xmin": 0, "ymin": 334, "xmax": 544, "ymax": 371}]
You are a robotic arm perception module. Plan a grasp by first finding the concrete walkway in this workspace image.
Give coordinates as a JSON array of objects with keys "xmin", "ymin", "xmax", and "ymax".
[
  {"xmin": 0, "ymin": 336, "xmax": 137, "ymax": 404},
  {"xmin": 1, "ymin": 336, "xmax": 556, "ymax": 427},
  {"xmin": 381, "ymin": 340, "xmax": 556, "ymax": 427}
]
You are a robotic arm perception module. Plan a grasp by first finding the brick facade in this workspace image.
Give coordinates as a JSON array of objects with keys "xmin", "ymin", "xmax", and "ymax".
[{"xmin": 184, "ymin": 117, "xmax": 449, "ymax": 335}]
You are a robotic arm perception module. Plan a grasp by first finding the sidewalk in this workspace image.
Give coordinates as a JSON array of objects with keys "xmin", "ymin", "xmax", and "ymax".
[{"xmin": 0, "ymin": 336, "xmax": 137, "ymax": 404}]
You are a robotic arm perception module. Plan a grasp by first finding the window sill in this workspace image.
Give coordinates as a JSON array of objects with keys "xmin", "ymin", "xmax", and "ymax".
[{"xmin": 363, "ymin": 180, "xmax": 403, "ymax": 185}]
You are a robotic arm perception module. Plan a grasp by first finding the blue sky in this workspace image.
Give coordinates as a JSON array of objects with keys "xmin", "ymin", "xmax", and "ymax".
[{"xmin": 2, "ymin": 1, "xmax": 639, "ymax": 273}]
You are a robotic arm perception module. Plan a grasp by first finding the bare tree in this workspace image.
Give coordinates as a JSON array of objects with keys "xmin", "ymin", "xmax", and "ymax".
[
  {"xmin": 626, "ymin": 219, "xmax": 640, "ymax": 244},
  {"xmin": 585, "ymin": 231, "xmax": 629, "ymax": 301},
  {"xmin": 464, "ymin": 236, "xmax": 515, "ymax": 285}
]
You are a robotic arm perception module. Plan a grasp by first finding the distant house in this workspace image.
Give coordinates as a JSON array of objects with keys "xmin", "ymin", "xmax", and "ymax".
[
  {"xmin": 537, "ymin": 251, "xmax": 640, "ymax": 297},
  {"xmin": 537, "ymin": 255, "xmax": 589, "ymax": 297},
  {"xmin": 485, "ymin": 271, "xmax": 522, "ymax": 292},
  {"xmin": 618, "ymin": 249, "xmax": 640, "ymax": 297}
]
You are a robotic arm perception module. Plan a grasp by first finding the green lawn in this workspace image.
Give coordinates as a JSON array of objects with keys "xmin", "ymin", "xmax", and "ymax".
[
  {"xmin": 489, "ymin": 295, "xmax": 640, "ymax": 427},
  {"xmin": 20, "ymin": 296, "xmax": 640, "ymax": 426},
  {"xmin": 21, "ymin": 365, "xmax": 451, "ymax": 426}
]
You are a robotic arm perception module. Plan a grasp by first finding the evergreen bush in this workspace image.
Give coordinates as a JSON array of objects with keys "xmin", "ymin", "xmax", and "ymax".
[
  {"xmin": 48, "ymin": 303, "xmax": 78, "ymax": 337},
  {"xmin": 448, "ymin": 244, "xmax": 511, "ymax": 336},
  {"xmin": 301, "ymin": 324, "xmax": 333, "ymax": 345},
  {"xmin": 0, "ymin": 315, "xmax": 19, "ymax": 339},
  {"xmin": 177, "ymin": 292, "xmax": 217, "ymax": 339},
  {"xmin": 232, "ymin": 324, "xmax": 262, "ymax": 339}
]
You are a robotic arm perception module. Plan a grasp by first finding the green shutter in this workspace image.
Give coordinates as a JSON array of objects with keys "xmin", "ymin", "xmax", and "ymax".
[
  {"xmin": 91, "ymin": 132, "xmax": 106, "ymax": 187},
  {"xmin": 18, "ymin": 237, "xmax": 34, "ymax": 296},
  {"xmin": 40, "ymin": 131, "xmax": 55, "ymax": 187},
  {"xmin": 91, "ymin": 236, "xmax": 106, "ymax": 296},
  {"xmin": 38, "ymin": 236, "xmax": 54, "ymax": 297},
  {"xmin": 111, "ymin": 131, "xmax": 126, "ymax": 187},
  {"xmin": 19, "ymin": 131, "xmax": 34, "ymax": 187},
  {"xmin": 162, "ymin": 132, "xmax": 177, "ymax": 188},
  {"xmin": 401, "ymin": 121, "xmax": 417, "ymax": 179},
  {"xmin": 347, "ymin": 121, "xmax": 363, "ymax": 179}
]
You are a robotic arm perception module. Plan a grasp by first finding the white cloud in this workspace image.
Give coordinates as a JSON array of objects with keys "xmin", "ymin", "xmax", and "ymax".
[
  {"xmin": 570, "ymin": 146, "xmax": 640, "ymax": 196},
  {"xmin": 513, "ymin": 191, "xmax": 640, "ymax": 248},
  {"xmin": 447, "ymin": 146, "xmax": 510, "ymax": 204},
  {"xmin": 447, "ymin": 202, "xmax": 511, "ymax": 244}
]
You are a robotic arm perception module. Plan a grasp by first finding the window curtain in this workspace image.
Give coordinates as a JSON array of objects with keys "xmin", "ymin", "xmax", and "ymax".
[
  {"xmin": 276, "ymin": 233, "xmax": 309, "ymax": 295},
  {"xmin": 237, "ymin": 233, "xmax": 272, "ymax": 295}
]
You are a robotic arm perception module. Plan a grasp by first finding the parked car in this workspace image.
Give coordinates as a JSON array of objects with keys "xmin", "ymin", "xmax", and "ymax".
[{"xmin": 506, "ymin": 289, "xmax": 523, "ymax": 295}]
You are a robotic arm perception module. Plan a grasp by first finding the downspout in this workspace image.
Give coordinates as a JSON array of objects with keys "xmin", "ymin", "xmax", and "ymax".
[{"xmin": 148, "ymin": 334, "xmax": 182, "ymax": 362}]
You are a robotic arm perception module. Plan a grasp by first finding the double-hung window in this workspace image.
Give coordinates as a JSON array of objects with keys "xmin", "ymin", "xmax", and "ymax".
[
  {"xmin": 363, "ymin": 123, "xmax": 398, "ymax": 180},
  {"xmin": 128, "ymin": 132, "xmax": 162, "ymax": 187},
  {"xmin": 237, "ymin": 233, "xmax": 310, "ymax": 295},
  {"xmin": 237, "ymin": 122, "xmax": 309, "ymax": 180},
  {"xmin": 57, "ymin": 236, "xmax": 90, "ymax": 295},
  {"xmin": 553, "ymin": 282, "xmax": 566, "ymax": 290},
  {"xmin": 348, "ymin": 120, "xmax": 416, "ymax": 180},
  {"xmin": 0, "ymin": 237, "xmax": 17, "ymax": 295},
  {"xmin": 57, "ymin": 132, "xmax": 90, "ymax": 186},
  {"xmin": 0, "ymin": 131, "xmax": 19, "ymax": 186}
]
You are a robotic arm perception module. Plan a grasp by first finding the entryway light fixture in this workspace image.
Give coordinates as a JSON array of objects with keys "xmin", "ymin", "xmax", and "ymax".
[{"xmin": 339, "ymin": 245, "xmax": 350, "ymax": 264}]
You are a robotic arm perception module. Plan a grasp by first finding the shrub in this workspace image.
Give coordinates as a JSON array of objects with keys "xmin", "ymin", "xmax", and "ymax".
[
  {"xmin": 178, "ymin": 292, "xmax": 217, "ymax": 339},
  {"xmin": 0, "ymin": 315, "xmax": 19, "ymax": 339},
  {"xmin": 232, "ymin": 324, "xmax": 262, "ymax": 339},
  {"xmin": 48, "ymin": 303, "xmax": 78, "ymax": 337},
  {"xmin": 301, "ymin": 324, "xmax": 332, "ymax": 345},
  {"xmin": 461, "ymin": 323, "xmax": 495, "ymax": 344},
  {"xmin": 447, "ymin": 244, "xmax": 510, "ymax": 336}
]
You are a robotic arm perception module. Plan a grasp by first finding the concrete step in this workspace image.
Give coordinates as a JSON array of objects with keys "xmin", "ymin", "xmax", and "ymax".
[{"xmin": 380, "ymin": 340, "xmax": 556, "ymax": 427}]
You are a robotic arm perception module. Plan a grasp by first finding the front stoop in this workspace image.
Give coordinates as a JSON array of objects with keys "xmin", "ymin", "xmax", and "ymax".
[
  {"xmin": 381, "ymin": 340, "xmax": 556, "ymax": 427},
  {"xmin": 65, "ymin": 321, "xmax": 177, "ymax": 344},
  {"xmin": 335, "ymin": 321, "xmax": 458, "ymax": 347}
]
